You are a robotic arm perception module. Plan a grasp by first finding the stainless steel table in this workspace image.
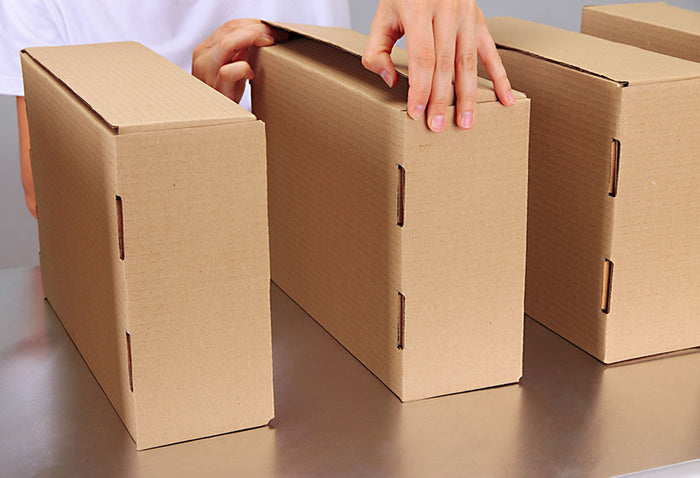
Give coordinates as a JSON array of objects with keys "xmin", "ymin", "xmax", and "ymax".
[{"xmin": 1, "ymin": 266, "xmax": 698, "ymax": 477}]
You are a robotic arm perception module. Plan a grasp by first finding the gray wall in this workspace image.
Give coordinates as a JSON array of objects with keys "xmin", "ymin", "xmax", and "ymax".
[
  {"xmin": 349, "ymin": 0, "xmax": 700, "ymax": 34},
  {"xmin": 1, "ymin": 0, "xmax": 698, "ymax": 270}
]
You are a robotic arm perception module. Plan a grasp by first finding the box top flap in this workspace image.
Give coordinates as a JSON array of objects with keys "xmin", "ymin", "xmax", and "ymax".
[
  {"xmin": 583, "ymin": 2, "xmax": 700, "ymax": 35},
  {"xmin": 266, "ymin": 22, "xmax": 524, "ymax": 104},
  {"xmin": 486, "ymin": 17, "xmax": 700, "ymax": 86},
  {"xmin": 22, "ymin": 42, "xmax": 255, "ymax": 134}
]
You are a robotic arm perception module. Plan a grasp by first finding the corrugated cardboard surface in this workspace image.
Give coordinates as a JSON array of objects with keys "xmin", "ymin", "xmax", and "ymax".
[
  {"xmin": 252, "ymin": 24, "xmax": 530, "ymax": 401},
  {"xmin": 22, "ymin": 42, "xmax": 273, "ymax": 449},
  {"xmin": 581, "ymin": 3, "xmax": 700, "ymax": 63},
  {"xmin": 483, "ymin": 17, "xmax": 700, "ymax": 363},
  {"xmin": 25, "ymin": 41, "xmax": 254, "ymax": 132}
]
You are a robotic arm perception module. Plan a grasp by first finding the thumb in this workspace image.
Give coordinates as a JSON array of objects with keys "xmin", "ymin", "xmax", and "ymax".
[{"xmin": 362, "ymin": 15, "xmax": 402, "ymax": 88}]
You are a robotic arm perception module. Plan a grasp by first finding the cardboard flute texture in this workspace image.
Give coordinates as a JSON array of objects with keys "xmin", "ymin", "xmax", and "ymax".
[
  {"xmin": 251, "ymin": 23, "xmax": 531, "ymax": 401},
  {"xmin": 581, "ymin": 2, "xmax": 700, "ymax": 63},
  {"xmin": 481, "ymin": 17, "xmax": 700, "ymax": 363},
  {"xmin": 21, "ymin": 42, "xmax": 273, "ymax": 449}
]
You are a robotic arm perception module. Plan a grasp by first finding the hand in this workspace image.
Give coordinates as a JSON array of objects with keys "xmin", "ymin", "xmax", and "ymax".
[
  {"xmin": 16, "ymin": 97, "xmax": 37, "ymax": 219},
  {"xmin": 362, "ymin": 0, "xmax": 515, "ymax": 132},
  {"xmin": 192, "ymin": 19, "xmax": 287, "ymax": 103}
]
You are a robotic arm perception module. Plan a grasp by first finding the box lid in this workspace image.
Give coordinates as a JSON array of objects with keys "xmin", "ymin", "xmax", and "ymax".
[
  {"xmin": 266, "ymin": 21, "xmax": 525, "ymax": 104},
  {"xmin": 486, "ymin": 17, "xmax": 700, "ymax": 86},
  {"xmin": 582, "ymin": 2, "xmax": 700, "ymax": 35},
  {"xmin": 23, "ymin": 42, "xmax": 255, "ymax": 134}
]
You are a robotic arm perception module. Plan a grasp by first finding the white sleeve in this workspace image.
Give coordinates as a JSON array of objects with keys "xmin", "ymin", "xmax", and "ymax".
[{"xmin": 0, "ymin": 0, "xmax": 65, "ymax": 96}]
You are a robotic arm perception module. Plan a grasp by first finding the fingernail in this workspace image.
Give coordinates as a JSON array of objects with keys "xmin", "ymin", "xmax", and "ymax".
[
  {"xmin": 430, "ymin": 115, "xmax": 445, "ymax": 132},
  {"xmin": 460, "ymin": 111, "xmax": 474, "ymax": 129},
  {"xmin": 410, "ymin": 104, "xmax": 425, "ymax": 119},
  {"xmin": 380, "ymin": 70, "xmax": 393, "ymax": 87},
  {"xmin": 506, "ymin": 90, "xmax": 515, "ymax": 105}
]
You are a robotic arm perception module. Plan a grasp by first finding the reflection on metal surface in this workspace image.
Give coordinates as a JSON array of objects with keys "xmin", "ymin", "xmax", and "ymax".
[
  {"xmin": 0, "ymin": 267, "xmax": 698, "ymax": 477},
  {"xmin": 614, "ymin": 459, "xmax": 700, "ymax": 478}
]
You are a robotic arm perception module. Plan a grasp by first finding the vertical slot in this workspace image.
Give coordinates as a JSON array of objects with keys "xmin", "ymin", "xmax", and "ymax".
[
  {"xmin": 126, "ymin": 332, "xmax": 134, "ymax": 392},
  {"xmin": 116, "ymin": 195, "xmax": 125, "ymax": 260},
  {"xmin": 601, "ymin": 259, "xmax": 614, "ymax": 314},
  {"xmin": 608, "ymin": 139, "xmax": 620, "ymax": 197},
  {"xmin": 397, "ymin": 291, "xmax": 405, "ymax": 350},
  {"xmin": 397, "ymin": 165, "xmax": 405, "ymax": 227}
]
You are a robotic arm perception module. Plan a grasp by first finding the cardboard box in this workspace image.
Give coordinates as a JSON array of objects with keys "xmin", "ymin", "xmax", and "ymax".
[
  {"xmin": 482, "ymin": 17, "xmax": 700, "ymax": 363},
  {"xmin": 251, "ymin": 23, "xmax": 531, "ymax": 401},
  {"xmin": 581, "ymin": 2, "xmax": 700, "ymax": 63},
  {"xmin": 21, "ymin": 42, "xmax": 273, "ymax": 449}
]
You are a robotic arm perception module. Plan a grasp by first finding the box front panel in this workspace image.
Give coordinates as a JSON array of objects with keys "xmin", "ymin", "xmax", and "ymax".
[
  {"xmin": 605, "ymin": 79, "xmax": 700, "ymax": 362},
  {"xmin": 400, "ymin": 100, "xmax": 530, "ymax": 400},
  {"xmin": 116, "ymin": 121, "xmax": 273, "ymax": 449},
  {"xmin": 484, "ymin": 50, "xmax": 623, "ymax": 360}
]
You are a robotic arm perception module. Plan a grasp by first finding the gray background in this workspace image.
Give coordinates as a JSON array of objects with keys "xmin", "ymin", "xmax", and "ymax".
[{"xmin": 1, "ymin": 0, "xmax": 698, "ymax": 270}]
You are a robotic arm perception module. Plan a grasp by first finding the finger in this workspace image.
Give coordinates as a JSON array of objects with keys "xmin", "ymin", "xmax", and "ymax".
[
  {"xmin": 405, "ymin": 16, "xmax": 436, "ymax": 120},
  {"xmin": 426, "ymin": 14, "xmax": 458, "ymax": 132},
  {"xmin": 213, "ymin": 27, "xmax": 276, "ymax": 70},
  {"xmin": 476, "ymin": 11, "xmax": 514, "ymax": 106},
  {"xmin": 221, "ymin": 19, "xmax": 289, "ymax": 42},
  {"xmin": 193, "ymin": 25, "xmax": 276, "ymax": 87},
  {"xmin": 362, "ymin": 10, "xmax": 402, "ymax": 88},
  {"xmin": 215, "ymin": 61, "xmax": 254, "ymax": 103},
  {"xmin": 455, "ymin": 17, "xmax": 478, "ymax": 129}
]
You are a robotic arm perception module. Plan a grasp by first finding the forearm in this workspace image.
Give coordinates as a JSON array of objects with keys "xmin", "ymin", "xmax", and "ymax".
[{"xmin": 17, "ymin": 96, "xmax": 37, "ymax": 218}]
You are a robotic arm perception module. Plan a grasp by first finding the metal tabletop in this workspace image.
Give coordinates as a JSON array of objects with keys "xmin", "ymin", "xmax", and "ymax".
[{"xmin": 0, "ymin": 266, "xmax": 698, "ymax": 477}]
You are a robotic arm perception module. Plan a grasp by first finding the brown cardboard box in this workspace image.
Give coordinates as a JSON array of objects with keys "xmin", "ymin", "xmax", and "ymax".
[
  {"xmin": 251, "ymin": 23, "xmax": 531, "ymax": 401},
  {"xmin": 482, "ymin": 17, "xmax": 700, "ymax": 363},
  {"xmin": 581, "ymin": 2, "xmax": 700, "ymax": 63},
  {"xmin": 21, "ymin": 42, "xmax": 273, "ymax": 449}
]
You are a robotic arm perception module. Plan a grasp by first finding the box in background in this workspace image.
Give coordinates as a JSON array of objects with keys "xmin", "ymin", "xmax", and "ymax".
[
  {"xmin": 482, "ymin": 17, "xmax": 700, "ymax": 363},
  {"xmin": 21, "ymin": 42, "xmax": 273, "ymax": 449},
  {"xmin": 252, "ymin": 23, "xmax": 531, "ymax": 401},
  {"xmin": 581, "ymin": 2, "xmax": 700, "ymax": 63}
]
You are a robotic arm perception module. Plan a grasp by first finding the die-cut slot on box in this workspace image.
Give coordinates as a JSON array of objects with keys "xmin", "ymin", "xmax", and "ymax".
[
  {"xmin": 481, "ymin": 17, "xmax": 700, "ymax": 364},
  {"xmin": 251, "ymin": 22, "xmax": 531, "ymax": 401},
  {"xmin": 21, "ymin": 42, "xmax": 273, "ymax": 450}
]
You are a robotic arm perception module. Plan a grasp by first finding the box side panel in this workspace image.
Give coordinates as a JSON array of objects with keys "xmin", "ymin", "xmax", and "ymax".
[
  {"xmin": 581, "ymin": 8, "xmax": 700, "ymax": 63},
  {"xmin": 251, "ymin": 42, "xmax": 406, "ymax": 396},
  {"xmin": 400, "ymin": 99, "xmax": 530, "ymax": 401},
  {"xmin": 604, "ymin": 79, "xmax": 700, "ymax": 362},
  {"xmin": 20, "ymin": 55, "xmax": 135, "ymax": 434},
  {"xmin": 480, "ymin": 51, "xmax": 623, "ymax": 361},
  {"xmin": 116, "ymin": 121, "xmax": 273, "ymax": 449}
]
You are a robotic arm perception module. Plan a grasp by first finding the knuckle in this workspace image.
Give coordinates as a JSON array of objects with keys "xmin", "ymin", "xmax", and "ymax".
[
  {"xmin": 458, "ymin": 94, "xmax": 477, "ymax": 108},
  {"xmin": 414, "ymin": 49, "xmax": 436, "ymax": 70},
  {"xmin": 456, "ymin": 51, "xmax": 478, "ymax": 71},
  {"xmin": 430, "ymin": 96, "xmax": 451, "ymax": 108},
  {"xmin": 406, "ymin": 0, "xmax": 426, "ymax": 14},
  {"xmin": 410, "ymin": 84, "xmax": 432, "ymax": 100},
  {"xmin": 223, "ymin": 19, "xmax": 239, "ymax": 31},
  {"xmin": 361, "ymin": 54, "xmax": 375, "ymax": 70},
  {"xmin": 436, "ymin": 54, "xmax": 454, "ymax": 73}
]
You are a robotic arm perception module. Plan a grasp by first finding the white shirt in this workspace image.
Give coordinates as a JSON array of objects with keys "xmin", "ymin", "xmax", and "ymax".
[{"xmin": 0, "ymin": 0, "xmax": 351, "ymax": 99}]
